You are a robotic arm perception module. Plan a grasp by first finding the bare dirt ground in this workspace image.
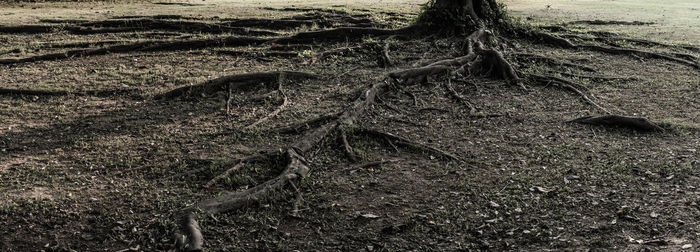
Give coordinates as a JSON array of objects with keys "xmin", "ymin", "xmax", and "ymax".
[{"xmin": 0, "ymin": 0, "xmax": 698, "ymax": 251}]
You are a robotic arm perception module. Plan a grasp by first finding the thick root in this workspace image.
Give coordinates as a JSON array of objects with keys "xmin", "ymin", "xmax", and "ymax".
[
  {"xmin": 568, "ymin": 115, "xmax": 664, "ymax": 132},
  {"xmin": 0, "ymin": 37, "xmax": 267, "ymax": 65},
  {"xmin": 568, "ymin": 20, "xmax": 655, "ymax": 26},
  {"xmin": 270, "ymin": 25, "xmax": 422, "ymax": 44},
  {"xmin": 156, "ymin": 71, "xmax": 317, "ymax": 99}
]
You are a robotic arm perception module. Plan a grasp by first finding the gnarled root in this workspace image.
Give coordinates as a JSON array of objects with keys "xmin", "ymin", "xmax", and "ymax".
[
  {"xmin": 175, "ymin": 148, "xmax": 310, "ymax": 251},
  {"xmin": 171, "ymin": 27, "xmax": 533, "ymax": 251}
]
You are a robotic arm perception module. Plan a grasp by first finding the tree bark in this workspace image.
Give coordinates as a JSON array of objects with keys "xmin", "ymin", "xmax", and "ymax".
[{"xmin": 434, "ymin": 0, "xmax": 480, "ymax": 22}]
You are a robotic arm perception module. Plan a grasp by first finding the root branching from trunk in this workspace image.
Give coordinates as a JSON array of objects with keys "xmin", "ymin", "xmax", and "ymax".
[
  {"xmin": 170, "ymin": 27, "xmax": 523, "ymax": 250},
  {"xmin": 63, "ymin": 4, "xmax": 689, "ymax": 250}
]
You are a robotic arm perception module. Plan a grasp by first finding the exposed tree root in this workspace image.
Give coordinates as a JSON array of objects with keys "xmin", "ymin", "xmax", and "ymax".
[
  {"xmin": 1, "ymin": 25, "xmax": 418, "ymax": 65},
  {"xmin": 526, "ymin": 73, "xmax": 610, "ymax": 114},
  {"xmin": 380, "ymin": 35, "xmax": 396, "ymax": 67},
  {"xmin": 164, "ymin": 23, "xmax": 579, "ymax": 250},
  {"xmin": 540, "ymin": 24, "xmax": 700, "ymax": 54},
  {"xmin": 270, "ymin": 26, "xmax": 420, "ymax": 44},
  {"xmin": 513, "ymin": 53, "xmax": 597, "ymax": 72},
  {"xmin": 353, "ymin": 128, "xmax": 462, "ymax": 162},
  {"xmin": 0, "ymin": 87, "xmax": 137, "ymax": 98},
  {"xmin": 204, "ymin": 161, "xmax": 246, "ymax": 189},
  {"xmin": 215, "ymin": 50, "xmax": 299, "ymax": 58},
  {"xmin": 261, "ymin": 7, "xmax": 351, "ymax": 15},
  {"xmin": 269, "ymin": 44, "xmax": 313, "ymax": 52},
  {"xmin": 174, "ymin": 62, "xmax": 398, "ymax": 249},
  {"xmin": 274, "ymin": 113, "xmax": 340, "ymax": 134},
  {"xmin": 523, "ymin": 28, "xmax": 699, "ymax": 69},
  {"xmin": 470, "ymin": 48, "xmax": 525, "ymax": 89},
  {"xmin": 156, "ymin": 71, "xmax": 317, "ymax": 100},
  {"xmin": 559, "ymin": 34, "xmax": 700, "ymax": 61},
  {"xmin": 544, "ymin": 70, "xmax": 636, "ymax": 82},
  {"xmin": 221, "ymin": 19, "xmax": 326, "ymax": 30},
  {"xmin": 35, "ymin": 40, "xmax": 129, "ymax": 49},
  {"xmin": 310, "ymin": 46, "xmax": 364, "ymax": 64},
  {"xmin": 577, "ymin": 45, "xmax": 699, "ymax": 69},
  {"xmin": 444, "ymin": 79, "xmax": 476, "ymax": 114},
  {"xmin": 568, "ymin": 115, "xmax": 664, "ymax": 132},
  {"xmin": 160, "ymin": 17, "xmax": 688, "ymax": 249},
  {"xmin": 171, "ymin": 29, "xmax": 496, "ymax": 246},
  {"xmin": 339, "ymin": 127, "xmax": 359, "ymax": 162},
  {"xmin": 568, "ymin": 20, "xmax": 655, "ymax": 26},
  {"xmin": 0, "ymin": 37, "xmax": 267, "ymax": 65},
  {"xmin": 0, "ymin": 19, "xmax": 278, "ymax": 36},
  {"xmin": 519, "ymin": 29, "xmax": 577, "ymax": 48},
  {"xmin": 109, "ymin": 15, "xmax": 196, "ymax": 20}
]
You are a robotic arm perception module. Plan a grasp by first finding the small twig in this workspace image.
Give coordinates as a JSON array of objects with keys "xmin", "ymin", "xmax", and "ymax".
[
  {"xmin": 204, "ymin": 161, "xmax": 246, "ymax": 188},
  {"xmin": 226, "ymin": 83, "xmax": 234, "ymax": 116},
  {"xmin": 274, "ymin": 113, "xmax": 340, "ymax": 134}
]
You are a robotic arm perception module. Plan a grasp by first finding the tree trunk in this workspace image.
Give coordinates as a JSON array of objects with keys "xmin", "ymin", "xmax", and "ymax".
[
  {"xmin": 421, "ymin": 0, "xmax": 505, "ymax": 34},
  {"xmin": 433, "ymin": 0, "xmax": 480, "ymax": 23}
]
